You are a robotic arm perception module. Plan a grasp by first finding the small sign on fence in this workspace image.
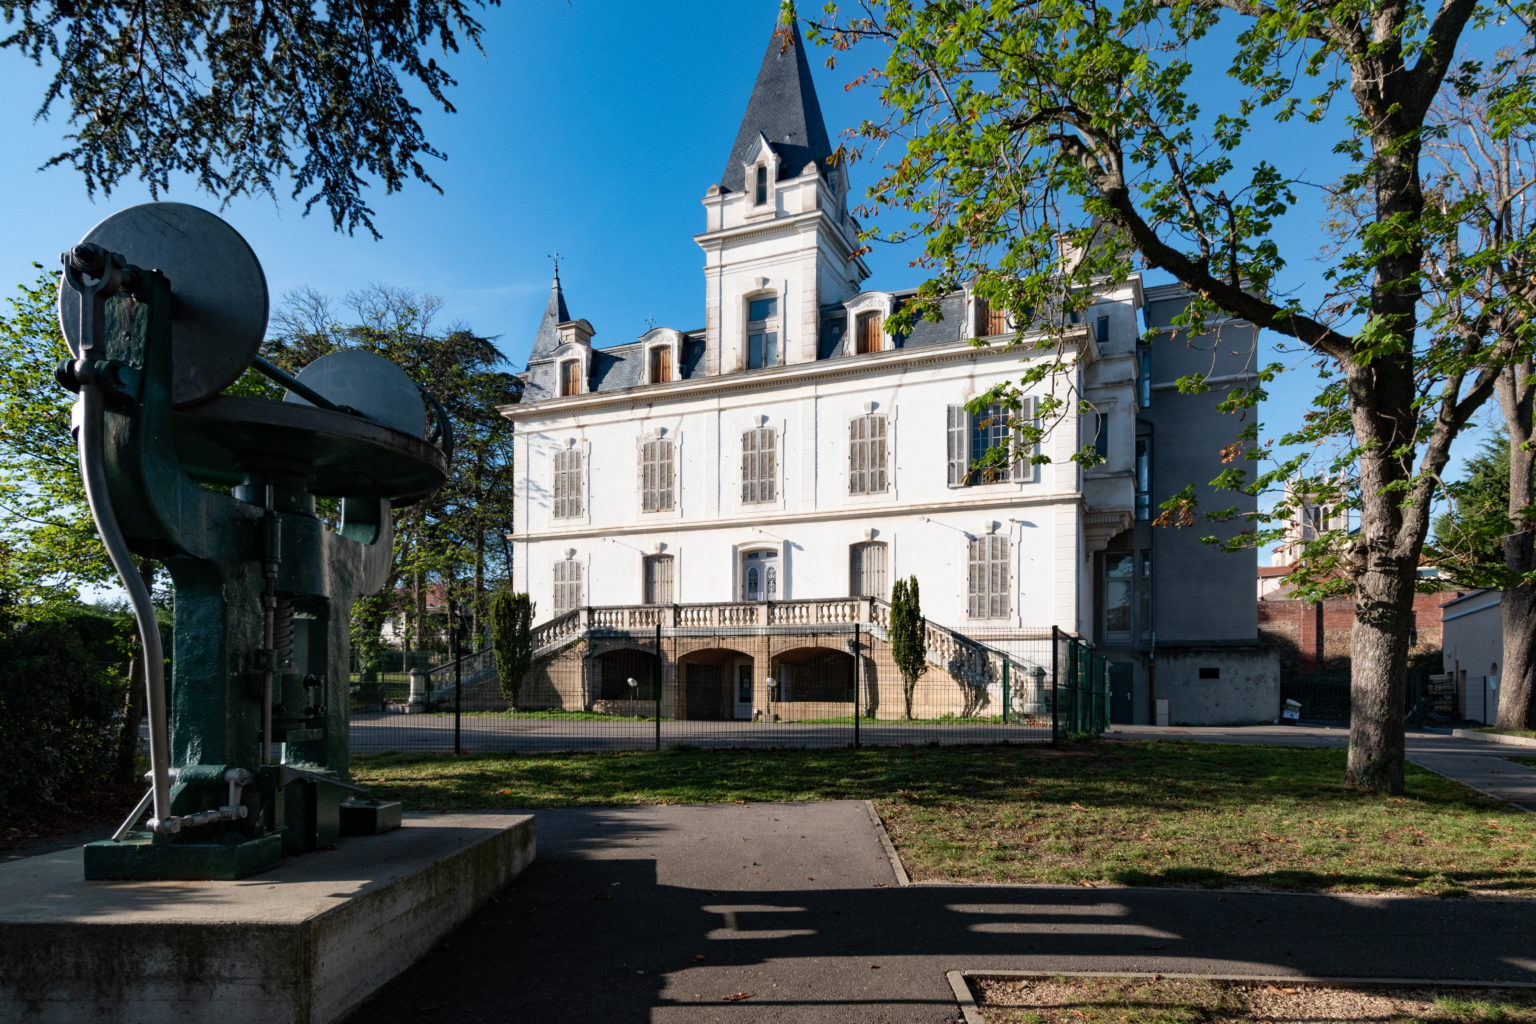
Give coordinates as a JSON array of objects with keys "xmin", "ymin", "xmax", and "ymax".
[{"xmin": 1281, "ymin": 698, "xmax": 1302, "ymax": 723}]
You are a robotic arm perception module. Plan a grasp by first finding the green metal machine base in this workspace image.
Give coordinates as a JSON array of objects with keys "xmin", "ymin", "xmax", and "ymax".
[
  {"xmin": 340, "ymin": 799, "xmax": 403, "ymax": 836},
  {"xmin": 83, "ymin": 830, "xmax": 283, "ymax": 881}
]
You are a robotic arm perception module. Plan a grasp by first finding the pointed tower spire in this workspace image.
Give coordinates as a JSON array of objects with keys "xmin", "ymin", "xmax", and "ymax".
[
  {"xmin": 719, "ymin": 16, "xmax": 834, "ymax": 192},
  {"xmin": 529, "ymin": 268, "xmax": 572, "ymax": 361}
]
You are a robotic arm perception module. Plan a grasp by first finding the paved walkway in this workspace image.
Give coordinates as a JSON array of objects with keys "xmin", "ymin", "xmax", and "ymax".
[
  {"xmin": 1104, "ymin": 725, "xmax": 1536, "ymax": 813},
  {"xmin": 346, "ymin": 728, "xmax": 1536, "ymax": 1024}
]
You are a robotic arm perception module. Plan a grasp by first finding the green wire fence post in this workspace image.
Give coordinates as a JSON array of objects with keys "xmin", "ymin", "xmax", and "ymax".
[
  {"xmin": 1002, "ymin": 658, "xmax": 1010, "ymax": 726},
  {"xmin": 853, "ymin": 623, "xmax": 861, "ymax": 749}
]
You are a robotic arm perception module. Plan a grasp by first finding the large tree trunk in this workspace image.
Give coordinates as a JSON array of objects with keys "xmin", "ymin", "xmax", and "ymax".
[
  {"xmin": 1495, "ymin": 363, "xmax": 1535, "ymax": 731},
  {"xmin": 1348, "ymin": 554, "xmax": 1413, "ymax": 792}
]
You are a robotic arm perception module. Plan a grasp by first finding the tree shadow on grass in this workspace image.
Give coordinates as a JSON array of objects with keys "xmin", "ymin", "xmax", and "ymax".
[{"xmin": 1111, "ymin": 864, "xmax": 1536, "ymax": 896}]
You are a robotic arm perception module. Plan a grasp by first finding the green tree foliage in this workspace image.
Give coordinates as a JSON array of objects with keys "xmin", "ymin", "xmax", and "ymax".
[
  {"xmin": 488, "ymin": 590, "xmax": 533, "ymax": 708},
  {"xmin": 1433, "ymin": 436, "xmax": 1514, "ymax": 586},
  {"xmin": 1, "ymin": 1, "xmax": 499, "ymax": 236},
  {"xmin": 261, "ymin": 286, "xmax": 520, "ymax": 660},
  {"xmin": 0, "ymin": 267, "xmax": 117, "ymax": 607},
  {"xmin": 802, "ymin": 1, "xmax": 1535, "ymax": 792},
  {"xmin": 0, "ymin": 603, "xmax": 131, "ymax": 822},
  {"xmin": 889, "ymin": 575, "xmax": 927, "ymax": 720}
]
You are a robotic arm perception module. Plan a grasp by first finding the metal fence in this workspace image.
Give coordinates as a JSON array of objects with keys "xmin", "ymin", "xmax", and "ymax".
[
  {"xmin": 347, "ymin": 621, "xmax": 1109, "ymax": 755},
  {"xmin": 1279, "ymin": 669, "xmax": 1430, "ymax": 726}
]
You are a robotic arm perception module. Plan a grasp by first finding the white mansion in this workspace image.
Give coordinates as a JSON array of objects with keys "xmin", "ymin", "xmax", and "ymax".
[{"xmin": 502, "ymin": 19, "xmax": 1275, "ymax": 725}]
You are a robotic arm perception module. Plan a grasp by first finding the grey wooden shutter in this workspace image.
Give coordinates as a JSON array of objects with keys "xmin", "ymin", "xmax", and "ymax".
[
  {"xmin": 762, "ymin": 429, "xmax": 777, "ymax": 502},
  {"xmin": 1011, "ymin": 398, "xmax": 1035, "ymax": 482},
  {"xmin": 659, "ymin": 440, "xmax": 673, "ymax": 510},
  {"xmin": 967, "ymin": 538, "xmax": 983, "ymax": 617},
  {"xmin": 947, "ymin": 406, "xmax": 968, "ymax": 487},
  {"xmin": 553, "ymin": 450, "xmax": 568, "ymax": 518},
  {"xmin": 990, "ymin": 537, "xmax": 1010, "ymax": 617},
  {"xmin": 848, "ymin": 416, "xmax": 866, "ymax": 494},
  {"xmin": 570, "ymin": 451, "xmax": 583, "ymax": 517},
  {"xmin": 741, "ymin": 430, "xmax": 756, "ymax": 503},
  {"xmin": 871, "ymin": 415, "xmax": 887, "ymax": 492}
]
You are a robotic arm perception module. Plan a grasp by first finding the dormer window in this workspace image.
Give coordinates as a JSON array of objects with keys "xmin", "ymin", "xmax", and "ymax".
[
  {"xmin": 841, "ymin": 292, "xmax": 895, "ymax": 356},
  {"xmin": 747, "ymin": 295, "xmax": 779, "ymax": 369},
  {"xmin": 754, "ymin": 165, "xmax": 769, "ymax": 206},
  {"xmin": 559, "ymin": 359, "xmax": 581, "ymax": 396},
  {"xmin": 649, "ymin": 345, "xmax": 672, "ymax": 384}
]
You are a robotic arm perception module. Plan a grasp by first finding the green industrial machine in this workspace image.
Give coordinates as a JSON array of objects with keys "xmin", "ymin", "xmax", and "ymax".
[{"xmin": 58, "ymin": 203, "xmax": 449, "ymax": 880}]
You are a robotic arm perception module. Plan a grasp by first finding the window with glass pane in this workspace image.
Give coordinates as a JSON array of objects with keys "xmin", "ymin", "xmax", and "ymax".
[
  {"xmin": 640, "ymin": 438, "xmax": 674, "ymax": 512},
  {"xmin": 559, "ymin": 359, "xmax": 580, "ymax": 396},
  {"xmin": 553, "ymin": 559, "xmax": 583, "ymax": 614},
  {"xmin": 849, "ymin": 541, "xmax": 888, "ymax": 598},
  {"xmin": 747, "ymin": 296, "xmax": 778, "ymax": 369},
  {"xmin": 848, "ymin": 414, "xmax": 887, "ymax": 494},
  {"xmin": 754, "ymin": 165, "xmax": 768, "ymax": 205},
  {"xmin": 1092, "ymin": 412, "xmax": 1109, "ymax": 460},
  {"xmin": 649, "ymin": 346, "xmax": 671, "ymax": 384},
  {"xmin": 949, "ymin": 401, "xmax": 1035, "ymax": 486},
  {"xmin": 1135, "ymin": 438, "xmax": 1151, "ymax": 520},
  {"xmin": 967, "ymin": 535, "xmax": 1010, "ymax": 618},
  {"xmin": 741, "ymin": 427, "xmax": 777, "ymax": 503},
  {"xmin": 552, "ymin": 448, "xmax": 583, "ymax": 519},
  {"xmin": 1137, "ymin": 344, "xmax": 1152, "ymax": 407},
  {"xmin": 855, "ymin": 311, "xmax": 881, "ymax": 354},
  {"xmin": 643, "ymin": 555, "xmax": 673, "ymax": 605},
  {"xmin": 1104, "ymin": 553, "xmax": 1134, "ymax": 638},
  {"xmin": 1139, "ymin": 550, "xmax": 1153, "ymax": 637}
]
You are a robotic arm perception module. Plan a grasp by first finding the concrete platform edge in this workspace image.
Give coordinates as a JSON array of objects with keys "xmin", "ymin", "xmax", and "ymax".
[{"xmin": 0, "ymin": 813, "xmax": 536, "ymax": 1024}]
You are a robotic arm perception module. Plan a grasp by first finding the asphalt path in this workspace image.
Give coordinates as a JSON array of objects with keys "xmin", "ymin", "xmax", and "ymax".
[{"xmin": 345, "ymin": 799, "xmax": 1536, "ymax": 1024}]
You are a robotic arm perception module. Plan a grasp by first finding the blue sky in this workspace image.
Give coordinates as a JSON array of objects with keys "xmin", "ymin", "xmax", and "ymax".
[{"xmin": 0, "ymin": 1, "xmax": 1496, "ymax": 526}]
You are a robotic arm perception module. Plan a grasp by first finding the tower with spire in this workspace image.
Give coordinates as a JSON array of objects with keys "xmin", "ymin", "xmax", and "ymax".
[{"xmin": 695, "ymin": 17, "xmax": 868, "ymax": 375}]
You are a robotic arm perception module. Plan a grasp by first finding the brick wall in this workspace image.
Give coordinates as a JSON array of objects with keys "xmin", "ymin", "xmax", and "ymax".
[{"xmin": 1257, "ymin": 590, "xmax": 1459, "ymax": 674}]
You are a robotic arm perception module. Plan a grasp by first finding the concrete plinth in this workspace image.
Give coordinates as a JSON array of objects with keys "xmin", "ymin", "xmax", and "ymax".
[{"xmin": 0, "ymin": 812, "xmax": 535, "ymax": 1024}]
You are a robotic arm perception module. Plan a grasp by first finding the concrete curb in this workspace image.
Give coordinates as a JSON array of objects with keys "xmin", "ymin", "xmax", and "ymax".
[
  {"xmin": 862, "ymin": 799, "xmax": 910, "ymax": 887},
  {"xmin": 947, "ymin": 969, "xmax": 1536, "ymax": 1023},
  {"xmin": 1453, "ymin": 728, "xmax": 1536, "ymax": 749}
]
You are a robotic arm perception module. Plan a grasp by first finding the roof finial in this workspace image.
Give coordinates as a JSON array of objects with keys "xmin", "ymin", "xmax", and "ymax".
[{"xmin": 549, "ymin": 249, "xmax": 561, "ymax": 281}]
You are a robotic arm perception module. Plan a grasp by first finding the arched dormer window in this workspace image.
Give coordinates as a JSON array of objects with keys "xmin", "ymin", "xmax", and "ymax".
[
  {"xmin": 559, "ymin": 358, "xmax": 581, "ymax": 396},
  {"xmin": 841, "ymin": 292, "xmax": 895, "ymax": 356},
  {"xmin": 639, "ymin": 327, "xmax": 683, "ymax": 385},
  {"xmin": 746, "ymin": 294, "xmax": 779, "ymax": 370}
]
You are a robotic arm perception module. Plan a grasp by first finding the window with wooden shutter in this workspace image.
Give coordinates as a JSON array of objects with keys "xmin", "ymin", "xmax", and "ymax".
[
  {"xmin": 974, "ymin": 296, "xmax": 1008, "ymax": 336},
  {"xmin": 854, "ymin": 311, "xmax": 881, "ymax": 354},
  {"xmin": 849, "ymin": 541, "xmax": 888, "ymax": 598},
  {"xmin": 553, "ymin": 559, "xmax": 583, "ymax": 614},
  {"xmin": 553, "ymin": 448, "xmax": 584, "ymax": 519},
  {"xmin": 649, "ymin": 346, "xmax": 671, "ymax": 384},
  {"xmin": 946, "ymin": 405, "xmax": 968, "ymax": 487},
  {"xmin": 643, "ymin": 555, "xmax": 673, "ymax": 605},
  {"xmin": 640, "ymin": 438, "xmax": 674, "ymax": 512},
  {"xmin": 559, "ymin": 359, "xmax": 580, "ymax": 396},
  {"xmin": 741, "ymin": 427, "xmax": 776, "ymax": 503},
  {"xmin": 968, "ymin": 536, "xmax": 1009, "ymax": 618},
  {"xmin": 848, "ymin": 414, "xmax": 887, "ymax": 495},
  {"xmin": 1010, "ymin": 397, "xmax": 1038, "ymax": 483}
]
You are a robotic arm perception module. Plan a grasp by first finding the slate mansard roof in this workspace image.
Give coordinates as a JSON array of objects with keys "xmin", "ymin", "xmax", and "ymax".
[
  {"xmin": 719, "ymin": 19, "xmax": 835, "ymax": 192},
  {"xmin": 520, "ymin": 290, "xmax": 976, "ymax": 402}
]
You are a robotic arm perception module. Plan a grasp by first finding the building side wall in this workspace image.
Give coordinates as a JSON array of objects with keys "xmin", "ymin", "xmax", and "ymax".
[{"xmin": 1155, "ymin": 646, "xmax": 1279, "ymax": 725}]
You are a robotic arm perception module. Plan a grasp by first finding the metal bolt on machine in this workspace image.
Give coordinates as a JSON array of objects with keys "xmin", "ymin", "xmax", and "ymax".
[{"xmin": 57, "ymin": 203, "xmax": 451, "ymax": 880}]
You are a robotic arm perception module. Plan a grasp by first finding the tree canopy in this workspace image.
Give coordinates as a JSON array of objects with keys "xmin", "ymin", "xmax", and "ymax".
[
  {"xmin": 803, "ymin": 0, "xmax": 1536, "ymax": 790},
  {"xmin": 1, "ymin": 1, "xmax": 498, "ymax": 236}
]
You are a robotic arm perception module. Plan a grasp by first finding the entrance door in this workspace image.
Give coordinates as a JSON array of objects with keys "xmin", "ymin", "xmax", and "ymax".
[
  {"xmin": 1110, "ymin": 662, "xmax": 1135, "ymax": 724},
  {"xmin": 734, "ymin": 663, "xmax": 754, "ymax": 720},
  {"xmin": 740, "ymin": 549, "xmax": 780, "ymax": 601},
  {"xmin": 686, "ymin": 663, "xmax": 724, "ymax": 720}
]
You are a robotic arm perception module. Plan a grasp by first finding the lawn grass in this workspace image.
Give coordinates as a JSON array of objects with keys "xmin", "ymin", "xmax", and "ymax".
[
  {"xmin": 974, "ymin": 975, "xmax": 1536, "ymax": 1023},
  {"xmin": 1508, "ymin": 755, "xmax": 1536, "ymax": 768},
  {"xmin": 1475, "ymin": 727, "xmax": 1536, "ymax": 739},
  {"xmin": 352, "ymin": 739, "xmax": 1536, "ymax": 896}
]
